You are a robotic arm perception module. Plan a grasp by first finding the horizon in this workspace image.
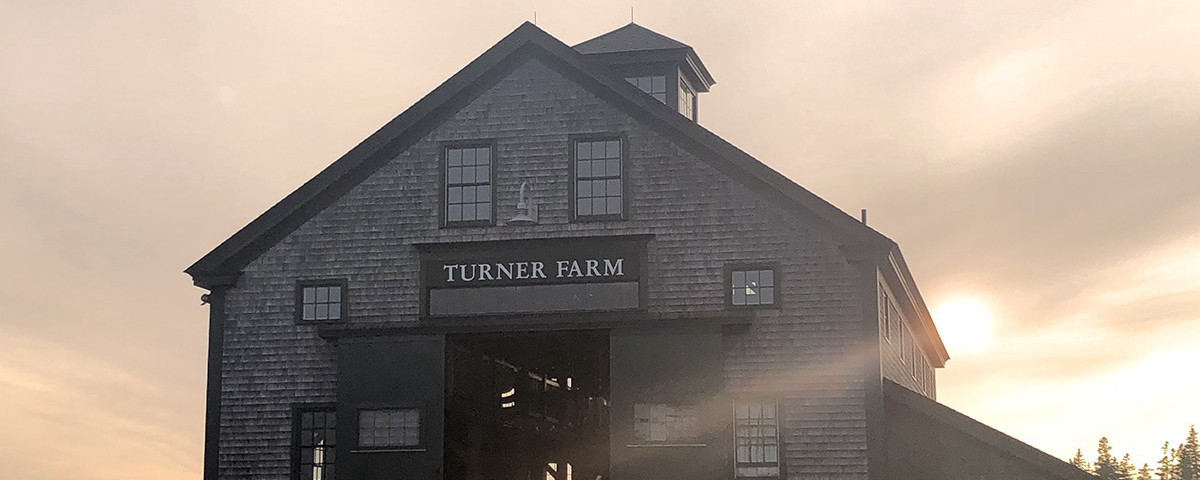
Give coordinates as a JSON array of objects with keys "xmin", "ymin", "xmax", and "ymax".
[{"xmin": 2, "ymin": 1, "xmax": 1199, "ymax": 478}]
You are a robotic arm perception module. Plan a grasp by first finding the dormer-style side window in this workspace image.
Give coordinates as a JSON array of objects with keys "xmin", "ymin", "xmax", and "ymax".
[
  {"xmin": 572, "ymin": 138, "xmax": 624, "ymax": 220},
  {"xmin": 297, "ymin": 280, "xmax": 346, "ymax": 321},
  {"xmin": 626, "ymin": 76, "xmax": 667, "ymax": 103},
  {"xmin": 729, "ymin": 266, "xmax": 777, "ymax": 307},
  {"xmin": 679, "ymin": 79, "xmax": 696, "ymax": 120},
  {"xmin": 445, "ymin": 145, "xmax": 493, "ymax": 226}
]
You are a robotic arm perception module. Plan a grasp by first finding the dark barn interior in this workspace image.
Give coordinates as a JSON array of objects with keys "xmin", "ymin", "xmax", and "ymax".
[{"xmin": 445, "ymin": 331, "xmax": 610, "ymax": 480}]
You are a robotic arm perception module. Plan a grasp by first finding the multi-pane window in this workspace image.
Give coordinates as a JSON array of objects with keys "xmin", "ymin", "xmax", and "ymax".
[
  {"xmin": 888, "ymin": 302, "xmax": 900, "ymax": 344},
  {"xmin": 731, "ymin": 268, "xmax": 776, "ymax": 306},
  {"xmin": 625, "ymin": 76, "xmax": 667, "ymax": 103},
  {"xmin": 300, "ymin": 284, "xmax": 343, "ymax": 321},
  {"xmin": 880, "ymin": 289, "xmax": 891, "ymax": 342},
  {"xmin": 296, "ymin": 409, "xmax": 336, "ymax": 480},
  {"xmin": 446, "ymin": 146, "xmax": 492, "ymax": 224},
  {"xmin": 911, "ymin": 338, "xmax": 920, "ymax": 378},
  {"xmin": 679, "ymin": 79, "xmax": 696, "ymax": 120},
  {"xmin": 900, "ymin": 324, "xmax": 911, "ymax": 365},
  {"xmin": 735, "ymin": 401, "xmax": 780, "ymax": 478},
  {"xmin": 633, "ymin": 403, "xmax": 699, "ymax": 444},
  {"xmin": 574, "ymin": 139, "xmax": 622, "ymax": 218},
  {"xmin": 358, "ymin": 409, "xmax": 420, "ymax": 448}
]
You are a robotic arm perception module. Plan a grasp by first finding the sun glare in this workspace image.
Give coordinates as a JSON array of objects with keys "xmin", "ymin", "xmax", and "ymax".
[{"xmin": 933, "ymin": 298, "xmax": 996, "ymax": 355}]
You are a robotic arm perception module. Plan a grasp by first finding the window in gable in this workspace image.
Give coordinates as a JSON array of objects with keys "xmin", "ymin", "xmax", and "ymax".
[
  {"xmin": 298, "ymin": 281, "xmax": 345, "ymax": 321},
  {"xmin": 446, "ymin": 145, "xmax": 492, "ymax": 225},
  {"xmin": 573, "ymin": 139, "xmax": 623, "ymax": 219}
]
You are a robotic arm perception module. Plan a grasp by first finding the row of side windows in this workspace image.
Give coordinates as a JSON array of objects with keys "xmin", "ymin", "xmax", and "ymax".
[
  {"xmin": 296, "ymin": 265, "xmax": 781, "ymax": 321},
  {"xmin": 442, "ymin": 139, "xmax": 626, "ymax": 226},
  {"xmin": 880, "ymin": 285, "xmax": 935, "ymax": 396},
  {"xmin": 293, "ymin": 400, "xmax": 781, "ymax": 480}
]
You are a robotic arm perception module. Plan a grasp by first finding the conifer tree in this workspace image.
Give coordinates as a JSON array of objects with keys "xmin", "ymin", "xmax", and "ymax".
[
  {"xmin": 1141, "ymin": 463, "xmax": 1156, "ymax": 480},
  {"xmin": 1097, "ymin": 437, "xmax": 1121, "ymax": 480},
  {"xmin": 1119, "ymin": 454, "xmax": 1138, "ymax": 480},
  {"xmin": 1181, "ymin": 426, "xmax": 1199, "ymax": 480},
  {"xmin": 1160, "ymin": 441, "xmax": 1176, "ymax": 480},
  {"xmin": 1072, "ymin": 449, "xmax": 1092, "ymax": 471}
]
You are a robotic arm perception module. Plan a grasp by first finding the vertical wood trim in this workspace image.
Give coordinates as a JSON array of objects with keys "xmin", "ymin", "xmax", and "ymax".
[{"xmin": 203, "ymin": 286, "xmax": 230, "ymax": 480}]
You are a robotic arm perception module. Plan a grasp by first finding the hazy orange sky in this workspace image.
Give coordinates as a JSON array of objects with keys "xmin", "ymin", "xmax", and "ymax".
[{"xmin": 2, "ymin": 1, "xmax": 1198, "ymax": 479}]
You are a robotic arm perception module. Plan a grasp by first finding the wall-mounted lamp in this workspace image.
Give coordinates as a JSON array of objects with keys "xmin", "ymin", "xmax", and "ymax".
[{"xmin": 507, "ymin": 182, "xmax": 538, "ymax": 225}]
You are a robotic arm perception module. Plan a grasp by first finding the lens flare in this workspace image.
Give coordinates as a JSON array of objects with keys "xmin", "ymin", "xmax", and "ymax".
[{"xmin": 933, "ymin": 297, "xmax": 995, "ymax": 355}]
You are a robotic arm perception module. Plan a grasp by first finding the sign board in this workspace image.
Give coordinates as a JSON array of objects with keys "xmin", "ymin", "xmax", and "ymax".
[{"xmin": 419, "ymin": 236, "xmax": 647, "ymax": 317}]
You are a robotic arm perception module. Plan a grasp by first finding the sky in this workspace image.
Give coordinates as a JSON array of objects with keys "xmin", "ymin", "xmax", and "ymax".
[{"xmin": 1, "ymin": 1, "xmax": 1198, "ymax": 478}]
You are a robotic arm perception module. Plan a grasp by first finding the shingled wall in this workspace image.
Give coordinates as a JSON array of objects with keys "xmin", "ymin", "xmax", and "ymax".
[{"xmin": 217, "ymin": 56, "xmax": 870, "ymax": 479}]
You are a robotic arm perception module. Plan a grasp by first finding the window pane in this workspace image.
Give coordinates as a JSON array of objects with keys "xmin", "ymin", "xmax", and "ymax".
[
  {"xmin": 577, "ymin": 159, "xmax": 591, "ymax": 177},
  {"xmin": 592, "ymin": 198, "xmax": 606, "ymax": 214},
  {"xmin": 463, "ymin": 186, "xmax": 475, "ymax": 203},
  {"xmin": 462, "ymin": 204, "xmax": 476, "ymax": 221},
  {"xmin": 448, "ymin": 148, "xmax": 462, "ymax": 166},
  {"xmin": 759, "ymin": 270, "xmax": 774, "ymax": 287},
  {"xmin": 592, "ymin": 179, "xmax": 606, "ymax": 197},
  {"xmin": 448, "ymin": 205, "xmax": 462, "ymax": 222},
  {"xmin": 303, "ymin": 287, "xmax": 315, "ymax": 303},
  {"xmin": 577, "ymin": 199, "xmax": 591, "ymax": 216},
  {"xmin": 448, "ymin": 167, "xmax": 462, "ymax": 184},
  {"xmin": 315, "ymin": 287, "xmax": 328, "ymax": 302},
  {"xmin": 591, "ymin": 142, "xmax": 605, "ymax": 159},
  {"xmin": 303, "ymin": 304, "xmax": 315, "ymax": 320},
  {"xmin": 328, "ymin": 302, "xmax": 341, "ymax": 319},
  {"xmin": 577, "ymin": 142, "xmax": 591, "ymax": 160},
  {"xmin": 733, "ymin": 288, "xmax": 746, "ymax": 305},
  {"xmin": 606, "ymin": 197, "xmax": 621, "ymax": 214},
  {"xmin": 652, "ymin": 76, "xmax": 665, "ymax": 92},
  {"xmin": 315, "ymin": 304, "xmax": 329, "ymax": 320},
  {"xmin": 462, "ymin": 166, "xmax": 475, "ymax": 183},
  {"xmin": 476, "ymin": 148, "xmax": 489, "ymax": 165},
  {"xmin": 607, "ymin": 158, "xmax": 620, "ymax": 176},
  {"xmin": 329, "ymin": 287, "xmax": 340, "ymax": 302},
  {"xmin": 463, "ymin": 147, "xmax": 476, "ymax": 166},
  {"xmin": 578, "ymin": 180, "xmax": 591, "ymax": 197},
  {"xmin": 476, "ymin": 165, "xmax": 489, "ymax": 181},
  {"xmin": 759, "ymin": 288, "xmax": 774, "ymax": 305},
  {"xmin": 732, "ymin": 271, "xmax": 746, "ymax": 287},
  {"xmin": 477, "ymin": 185, "xmax": 490, "ymax": 202},
  {"xmin": 606, "ymin": 140, "xmax": 620, "ymax": 158},
  {"xmin": 448, "ymin": 186, "xmax": 462, "ymax": 203},
  {"xmin": 476, "ymin": 203, "xmax": 490, "ymax": 221}
]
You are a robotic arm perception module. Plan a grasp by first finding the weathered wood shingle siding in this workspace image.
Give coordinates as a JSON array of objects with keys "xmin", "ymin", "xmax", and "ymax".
[{"xmin": 219, "ymin": 57, "xmax": 869, "ymax": 479}]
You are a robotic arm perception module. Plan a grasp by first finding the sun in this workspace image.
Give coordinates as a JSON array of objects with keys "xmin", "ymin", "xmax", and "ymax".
[{"xmin": 933, "ymin": 297, "xmax": 996, "ymax": 355}]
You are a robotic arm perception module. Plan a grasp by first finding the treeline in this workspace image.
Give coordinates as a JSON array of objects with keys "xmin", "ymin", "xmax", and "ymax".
[{"xmin": 1069, "ymin": 426, "xmax": 1199, "ymax": 480}]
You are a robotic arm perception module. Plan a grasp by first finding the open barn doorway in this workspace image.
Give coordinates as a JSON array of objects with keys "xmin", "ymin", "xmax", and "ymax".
[{"xmin": 445, "ymin": 331, "xmax": 610, "ymax": 480}]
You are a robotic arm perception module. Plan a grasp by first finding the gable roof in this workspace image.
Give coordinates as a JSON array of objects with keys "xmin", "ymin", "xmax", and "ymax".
[
  {"xmin": 883, "ymin": 380, "xmax": 1097, "ymax": 480},
  {"xmin": 184, "ymin": 22, "xmax": 947, "ymax": 362},
  {"xmin": 573, "ymin": 22, "xmax": 690, "ymax": 54}
]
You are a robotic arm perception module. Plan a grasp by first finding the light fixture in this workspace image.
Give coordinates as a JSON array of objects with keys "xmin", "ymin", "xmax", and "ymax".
[{"xmin": 507, "ymin": 182, "xmax": 538, "ymax": 225}]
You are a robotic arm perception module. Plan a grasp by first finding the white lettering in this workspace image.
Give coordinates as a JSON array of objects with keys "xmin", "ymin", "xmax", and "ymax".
[
  {"xmin": 557, "ymin": 261, "xmax": 570, "ymax": 278},
  {"xmin": 532, "ymin": 262, "xmax": 547, "ymax": 279},
  {"xmin": 496, "ymin": 262, "xmax": 513, "ymax": 280},
  {"xmin": 460, "ymin": 264, "xmax": 476, "ymax": 282},
  {"xmin": 444, "ymin": 264, "xmax": 458, "ymax": 282},
  {"xmin": 568, "ymin": 261, "xmax": 583, "ymax": 278},
  {"xmin": 604, "ymin": 258, "xmax": 624, "ymax": 276},
  {"xmin": 516, "ymin": 262, "xmax": 530, "ymax": 279},
  {"xmin": 479, "ymin": 264, "xmax": 493, "ymax": 281},
  {"xmin": 585, "ymin": 259, "xmax": 601, "ymax": 277}
]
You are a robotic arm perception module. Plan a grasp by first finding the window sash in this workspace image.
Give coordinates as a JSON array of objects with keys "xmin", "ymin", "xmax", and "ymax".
[
  {"xmin": 445, "ymin": 146, "xmax": 492, "ymax": 224},
  {"xmin": 300, "ymin": 285, "xmax": 342, "ymax": 321},
  {"xmin": 358, "ymin": 408, "xmax": 420, "ymax": 448},
  {"xmin": 731, "ymin": 269, "xmax": 775, "ymax": 306},
  {"xmin": 296, "ymin": 409, "xmax": 336, "ymax": 480},
  {"xmin": 574, "ymin": 139, "xmax": 623, "ymax": 218},
  {"xmin": 735, "ymin": 401, "xmax": 780, "ymax": 478}
]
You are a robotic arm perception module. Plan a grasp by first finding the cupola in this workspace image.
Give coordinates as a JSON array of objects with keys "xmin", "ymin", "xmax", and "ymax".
[{"xmin": 574, "ymin": 23, "xmax": 715, "ymax": 122}]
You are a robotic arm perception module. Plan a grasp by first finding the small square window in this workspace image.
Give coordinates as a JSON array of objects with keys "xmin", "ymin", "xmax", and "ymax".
[
  {"xmin": 299, "ymin": 282, "xmax": 344, "ymax": 321},
  {"xmin": 358, "ymin": 408, "xmax": 420, "ymax": 448},
  {"xmin": 730, "ymin": 267, "xmax": 776, "ymax": 306}
]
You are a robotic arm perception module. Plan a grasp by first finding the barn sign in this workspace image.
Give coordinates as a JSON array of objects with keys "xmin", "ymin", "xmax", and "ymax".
[{"xmin": 418, "ymin": 236, "xmax": 648, "ymax": 316}]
